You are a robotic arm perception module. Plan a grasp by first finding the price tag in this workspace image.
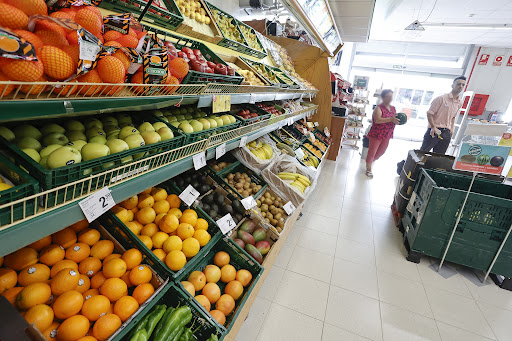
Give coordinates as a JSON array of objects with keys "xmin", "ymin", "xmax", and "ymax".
[
  {"xmin": 179, "ymin": 185, "xmax": 200, "ymax": 206},
  {"xmin": 79, "ymin": 40, "xmax": 101, "ymax": 61},
  {"xmin": 249, "ymin": 94, "xmax": 256, "ymax": 104},
  {"xmin": 283, "ymin": 201, "xmax": 296, "ymax": 215},
  {"xmin": 309, "ymin": 133, "xmax": 316, "ymax": 142},
  {"xmin": 216, "ymin": 143, "xmax": 226, "ymax": 159},
  {"xmin": 79, "ymin": 186, "xmax": 116, "ymax": 222},
  {"xmin": 295, "ymin": 148, "xmax": 305, "ymax": 159},
  {"xmin": 287, "ymin": 118, "xmax": 294, "ymax": 126},
  {"xmin": 212, "ymin": 94, "xmax": 231, "ymax": 113},
  {"xmin": 239, "ymin": 136, "xmax": 248, "ymax": 148},
  {"xmin": 314, "ymin": 122, "xmax": 319, "ymax": 127},
  {"xmin": 217, "ymin": 213, "xmax": 237, "ymax": 235},
  {"xmin": 193, "ymin": 151, "xmax": 206, "ymax": 170},
  {"xmin": 241, "ymin": 196, "xmax": 257, "ymax": 210},
  {"xmin": 325, "ymin": 131, "xmax": 331, "ymax": 137}
]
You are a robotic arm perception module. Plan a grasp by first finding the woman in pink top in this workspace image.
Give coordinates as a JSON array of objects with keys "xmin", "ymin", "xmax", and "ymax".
[{"xmin": 365, "ymin": 89, "xmax": 399, "ymax": 178}]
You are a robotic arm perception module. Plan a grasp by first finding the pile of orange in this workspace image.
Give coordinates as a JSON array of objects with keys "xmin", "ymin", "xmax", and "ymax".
[
  {"xmin": 113, "ymin": 186, "xmax": 212, "ymax": 272},
  {"xmin": 180, "ymin": 251, "xmax": 253, "ymax": 326},
  {"xmin": 0, "ymin": 220, "xmax": 157, "ymax": 341}
]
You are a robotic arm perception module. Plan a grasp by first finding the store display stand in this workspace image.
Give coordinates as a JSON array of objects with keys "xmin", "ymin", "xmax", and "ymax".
[{"xmin": 342, "ymin": 89, "xmax": 368, "ymax": 150}]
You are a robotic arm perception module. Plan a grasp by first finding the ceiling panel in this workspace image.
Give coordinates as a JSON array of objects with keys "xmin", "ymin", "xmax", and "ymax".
[
  {"xmin": 334, "ymin": 16, "xmax": 371, "ymax": 28},
  {"xmin": 329, "ymin": 1, "xmax": 374, "ymax": 16},
  {"xmin": 340, "ymin": 35, "xmax": 369, "ymax": 42}
]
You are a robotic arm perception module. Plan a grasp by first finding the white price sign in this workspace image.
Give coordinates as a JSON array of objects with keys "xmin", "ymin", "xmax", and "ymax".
[
  {"xmin": 295, "ymin": 148, "xmax": 305, "ymax": 159},
  {"xmin": 325, "ymin": 131, "xmax": 331, "ymax": 137},
  {"xmin": 283, "ymin": 201, "xmax": 296, "ymax": 215},
  {"xmin": 241, "ymin": 196, "xmax": 257, "ymax": 210},
  {"xmin": 79, "ymin": 40, "xmax": 101, "ymax": 61},
  {"xmin": 193, "ymin": 151, "xmax": 206, "ymax": 170},
  {"xmin": 79, "ymin": 186, "xmax": 116, "ymax": 222},
  {"xmin": 249, "ymin": 94, "xmax": 256, "ymax": 104},
  {"xmin": 216, "ymin": 143, "xmax": 226, "ymax": 159},
  {"xmin": 314, "ymin": 122, "xmax": 319, "ymax": 127},
  {"xmin": 239, "ymin": 136, "xmax": 248, "ymax": 148},
  {"xmin": 287, "ymin": 118, "xmax": 294, "ymax": 126},
  {"xmin": 179, "ymin": 185, "xmax": 200, "ymax": 206},
  {"xmin": 217, "ymin": 213, "xmax": 237, "ymax": 234},
  {"xmin": 309, "ymin": 133, "xmax": 316, "ymax": 142}
]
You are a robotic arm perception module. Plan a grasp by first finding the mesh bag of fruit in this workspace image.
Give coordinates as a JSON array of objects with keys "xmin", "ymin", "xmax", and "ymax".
[
  {"xmin": 261, "ymin": 154, "xmax": 316, "ymax": 207},
  {"xmin": 232, "ymin": 136, "xmax": 280, "ymax": 174}
]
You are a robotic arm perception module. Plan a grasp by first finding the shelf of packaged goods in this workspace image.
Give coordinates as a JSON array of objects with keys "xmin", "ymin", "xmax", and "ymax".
[{"xmin": 0, "ymin": 107, "xmax": 315, "ymax": 257}]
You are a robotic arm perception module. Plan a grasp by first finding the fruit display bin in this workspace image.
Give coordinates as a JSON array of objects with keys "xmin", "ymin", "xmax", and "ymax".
[
  {"xmin": 175, "ymin": 0, "xmax": 223, "ymax": 44},
  {"xmin": 229, "ymin": 104, "xmax": 271, "ymax": 126},
  {"xmin": 222, "ymin": 56, "xmax": 272, "ymax": 86},
  {"xmin": 266, "ymin": 65, "xmax": 301, "ymax": 89},
  {"xmin": 239, "ymin": 57, "xmax": 296, "ymax": 89},
  {"xmin": 235, "ymin": 20, "xmax": 267, "ymax": 59},
  {"xmin": 0, "ymin": 154, "xmax": 38, "ymax": 226},
  {"xmin": 207, "ymin": 153, "xmax": 239, "ymax": 175},
  {"xmin": 85, "ymin": 222, "xmax": 169, "ymax": 341},
  {"xmin": 101, "ymin": 181, "xmax": 222, "ymax": 279},
  {"xmin": 281, "ymin": 125, "xmax": 307, "ymax": 144},
  {"xmin": 176, "ymin": 236, "xmax": 264, "ymax": 335},
  {"xmin": 302, "ymin": 138, "xmax": 325, "ymax": 157},
  {"xmin": 252, "ymin": 187, "xmax": 290, "ymax": 235},
  {"xmin": 296, "ymin": 146, "xmax": 320, "ymax": 170},
  {"xmin": 215, "ymin": 162, "xmax": 268, "ymax": 200},
  {"xmin": 123, "ymin": 283, "xmax": 223, "ymax": 340},
  {"xmin": 141, "ymin": 24, "xmax": 244, "ymax": 85},
  {"xmin": 100, "ymin": 0, "xmax": 184, "ymax": 30},
  {"xmin": 0, "ymin": 116, "xmax": 183, "ymax": 207},
  {"xmin": 204, "ymin": 2, "xmax": 264, "ymax": 59},
  {"xmin": 402, "ymin": 169, "xmax": 512, "ymax": 277}
]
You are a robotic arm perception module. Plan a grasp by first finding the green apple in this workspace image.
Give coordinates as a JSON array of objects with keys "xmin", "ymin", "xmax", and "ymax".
[
  {"xmin": 227, "ymin": 115, "xmax": 236, "ymax": 124},
  {"xmin": 170, "ymin": 121, "xmax": 180, "ymax": 128},
  {"xmin": 138, "ymin": 122, "xmax": 155, "ymax": 133},
  {"xmin": 199, "ymin": 119, "xmax": 210, "ymax": 130},
  {"xmin": 189, "ymin": 120, "xmax": 203, "ymax": 132},
  {"xmin": 166, "ymin": 116, "xmax": 177, "ymax": 122},
  {"xmin": 101, "ymin": 161, "xmax": 116, "ymax": 170},
  {"xmin": 220, "ymin": 115, "xmax": 231, "ymax": 125},
  {"xmin": 199, "ymin": 111, "xmax": 207, "ymax": 118},
  {"xmin": 119, "ymin": 122, "xmax": 135, "ymax": 128},
  {"xmin": 116, "ymin": 113, "xmax": 132, "ymax": 125},
  {"xmin": 207, "ymin": 118, "xmax": 217, "ymax": 128},
  {"xmin": 43, "ymin": 133, "xmax": 69, "ymax": 146},
  {"xmin": 41, "ymin": 123, "xmax": 65, "ymax": 136},
  {"xmin": 184, "ymin": 114, "xmax": 193, "ymax": 120},
  {"xmin": 187, "ymin": 107, "xmax": 194, "ymax": 113},
  {"xmin": 153, "ymin": 122, "xmax": 167, "ymax": 131},
  {"xmin": 66, "ymin": 130, "xmax": 87, "ymax": 142},
  {"xmin": 179, "ymin": 108, "xmax": 187, "ymax": 115},
  {"xmin": 141, "ymin": 131, "xmax": 161, "ymax": 145},
  {"xmin": 0, "ymin": 126, "xmax": 15, "ymax": 142},
  {"xmin": 17, "ymin": 137, "xmax": 41, "ymax": 152},
  {"xmin": 178, "ymin": 120, "xmax": 189, "ymax": 125},
  {"xmin": 64, "ymin": 120, "xmax": 85, "ymax": 132},
  {"xmin": 153, "ymin": 109, "xmax": 164, "ymax": 117},
  {"xmin": 40, "ymin": 144, "xmax": 62, "ymax": 158},
  {"xmin": 107, "ymin": 134, "xmax": 119, "ymax": 140},
  {"xmin": 178, "ymin": 122, "xmax": 194, "ymax": 133},
  {"xmin": 119, "ymin": 126, "xmax": 139, "ymax": 140},
  {"xmin": 84, "ymin": 118, "xmax": 103, "ymax": 130},
  {"xmin": 22, "ymin": 148, "xmax": 41, "ymax": 163},
  {"xmin": 121, "ymin": 155, "xmax": 133, "ymax": 163},
  {"xmin": 86, "ymin": 127, "xmax": 106, "ymax": 140},
  {"xmin": 160, "ymin": 117, "xmax": 169, "ymax": 123},
  {"xmin": 89, "ymin": 136, "xmax": 107, "ymax": 144},
  {"xmin": 13, "ymin": 125, "xmax": 42, "ymax": 140},
  {"xmin": 214, "ymin": 117, "xmax": 223, "ymax": 127},
  {"xmin": 39, "ymin": 156, "xmax": 48, "ymax": 169},
  {"xmin": 104, "ymin": 125, "xmax": 121, "ymax": 135},
  {"xmin": 81, "ymin": 143, "xmax": 110, "ymax": 161},
  {"xmin": 124, "ymin": 134, "xmax": 145, "ymax": 149},
  {"xmin": 158, "ymin": 127, "xmax": 174, "ymax": 141},
  {"xmin": 106, "ymin": 139, "xmax": 129, "ymax": 154},
  {"xmin": 175, "ymin": 114, "xmax": 185, "ymax": 121},
  {"xmin": 67, "ymin": 140, "xmax": 87, "ymax": 152},
  {"xmin": 193, "ymin": 112, "xmax": 202, "ymax": 119},
  {"xmin": 47, "ymin": 146, "xmax": 81, "ymax": 169},
  {"xmin": 101, "ymin": 116, "xmax": 118, "ymax": 126}
]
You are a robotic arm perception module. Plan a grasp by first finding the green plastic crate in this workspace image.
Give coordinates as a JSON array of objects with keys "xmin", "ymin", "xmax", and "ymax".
[
  {"xmin": 172, "ymin": 114, "xmax": 242, "ymax": 145},
  {"xmin": 403, "ymin": 169, "xmax": 512, "ymax": 277},
  {"xmin": 0, "ymin": 116, "xmax": 183, "ymax": 207},
  {"xmin": 302, "ymin": 138, "xmax": 324, "ymax": 157},
  {"xmin": 176, "ymin": 237, "xmax": 263, "ymax": 335},
  {"xmin": 312, "ymin": 128, "xmax": 330, "ymax": 147},
  {"xmin": 215, "ymin": 162, "xmax": 267, "ymax": 199},
  {"xmin": 100, "ymin": 0, "xmax": 183, "ymax": 30},
  {"xmin": 207, "ymin": 153, "xmax": 239, "ymax": 175},
  {"xmin": 266, "ymin": 65, "xmax": 300, "ymax": 89},
  {"xmin": 230, "ymin": 104, "xmax": 271, "ymax": 126},
  {"xmin": 140, "ymin": 24, "xmax": 244, "ymax": 85},
  {"xmin": 119, "ymin": 283, "xmax": 223, "ymax": 341},
  {"xmin": 0, "ymin": 154, "xmax": 38, "ymax": 226},
  {"xmin": 235, "ymin": 19, "xmax": 267, "ymax": 59}
]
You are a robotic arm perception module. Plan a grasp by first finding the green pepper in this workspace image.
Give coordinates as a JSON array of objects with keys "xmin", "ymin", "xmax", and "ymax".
[
  {"xmin": 146, "ymin": 304, "xmax": 167, "ymax": 338},
  {"xmin": 179, "ymin": 321, "xmax": 200, "ymax": 341},
  {"xmin": 153, "ymin": 306, "xmax": 192, "ymax": 341},
  {"xmin": 152, "ymin": 306, "xmax": 176, "ymax": 339},
  {"xmin": 206, "ymin": 334, "xmax": 219, "ymax": 341},
  {"xmin": 129, "ymin": 329, "xmax": 148, "ymax": 341},
  {"xmin": 171, "ymin": 326, "xmax": 185, "ymax": 341},
  {"xmin": 129, "ymin": 314, "xmax": 149, "ymax": 339}
]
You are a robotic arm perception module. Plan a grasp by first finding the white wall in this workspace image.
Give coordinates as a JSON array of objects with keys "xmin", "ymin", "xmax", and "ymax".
[{"xmin": 465, "ymin": 47, "xmax": 512, "ymax": 113}]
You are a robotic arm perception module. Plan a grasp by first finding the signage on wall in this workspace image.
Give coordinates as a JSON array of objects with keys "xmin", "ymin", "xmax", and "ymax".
[
  {"xmin": 353, "ymin": 75, "xmax": 369, "ymax": 90},
  {"xmin": 478, "ymin": 54, "xmax": 490, "ymax": 65},
  {"xmin": 507, "ymin": 56, "xmax": 512, "ymax": 67},
  {"xmin": 493, "ymin": 55, "xmax": 504, "ymax": 66}
]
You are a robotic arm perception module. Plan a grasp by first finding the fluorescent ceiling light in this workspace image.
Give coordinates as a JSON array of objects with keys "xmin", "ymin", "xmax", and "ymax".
[
  {"xmin": 405, "ymin": 20, "xmax": 425, "ymax": 31},
  {"xmin": 423, "ymin": 23, "xmax": 512, "ymax": 30}
]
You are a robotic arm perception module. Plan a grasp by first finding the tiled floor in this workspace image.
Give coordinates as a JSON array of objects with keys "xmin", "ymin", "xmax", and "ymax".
[{"xmin": 234, "ymin": 139, "xmax": 512, "ymax": 341}]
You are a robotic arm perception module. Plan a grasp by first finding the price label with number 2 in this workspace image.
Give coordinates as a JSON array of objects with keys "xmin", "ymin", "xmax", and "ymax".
[
  {"xmin": 79, "ymin": 186, "xmax": 116, "ymax": 222},
  {"xmin": 217, "ymin": 213, "xmax": 237, "ymax": 234}
]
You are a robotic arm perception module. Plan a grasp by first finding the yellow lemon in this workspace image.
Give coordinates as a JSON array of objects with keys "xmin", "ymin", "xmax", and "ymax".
[
  {"xmin": 177, "ymin": 223, "xmax": 194, "ymax": 240},
  {"xmin": 163, "ymin": 235, "xmax": 183, "ymax": 253},
  {"xmin": 151, "ymin": 231, "xmax": 169, "ymax": 249},
  {"xmin": 182, "ymin": 238, "xmax": 200, "ymax": 258},
  {"xmin": 193, "ymin": 229, "xmax": 211, "ymax": 247},
  {"xmin": 165, "ymin": 250, "xmax": 186, "ymax": 271}
]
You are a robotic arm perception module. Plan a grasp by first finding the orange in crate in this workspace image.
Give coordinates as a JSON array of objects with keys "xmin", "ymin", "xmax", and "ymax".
[
  {"xmin": 0, "ymin": 3, "xmax": 28, "ymax": 30},
  {"xmin": 24, "ymin": 304, "xmax": 54, "ymax": 332},
  {"xmin": 131, "ymin": 283, "xmax": 154, "ymax": 304},
  {"xmin": 93, "ymin": 313, "xmax": 121, "ymax": 341},
  {"xmin": 52, "ymin": 227, "xmax": 77, "ymax": 249},
  {"xmin": 17, "ymin": 263, "xmax": 50, "ymax": 286},
  {"xmin": 104, "ymin": 30, "xmax": 123, "ymax": 42},
  {"xmin": 39, "ymin": 244, "xmax": 65, "ymax": 266},
  {"xmin": 77, "ymin": 70, "xmax": 103, "ymax": 96},
  {"xmin": 13, "ymin": 30, "xmax": 43, "ymax": 51},
  {"xmin": 97, "ymin": 56, "xmax": 126, "ymax": 84},
  {"xmin": 57, "ymin": 314, "xmax": 90, "ymax": 341},
  {"xmin": 0, "ymin": 58, "xmax": 44, "ymax": 82},
  {"xmin": 4, "ymin": 247, "xmax": 38, "ymax": 271},
  {"xmin": 28, "ymin": 235, "xmax": 52, "ymax": 251},
  {"xmin": 65, "ymin": 243, "xmax": 90, "ymax": 263},
  {"xmin": 75, "ymin": 7, "xmax": 102, "ymax": 36},
  {"xmin": 51, "ymin": 268, "xmax": 80, "ymax": 295},
  {"xmin": 16, "ymin": 282, "xmax": 52, "ymax": 310},
  {"xmin": 114, "ymin": 295, "xmax": 139, "ymax": 322},
  {"xmin": 169, "ymin": 58, "xmax": 189, "ymax": 78},
  {"xmin": 19, "ymin": 75, "xmax": 48, "ymax": 95},
  {"xmin": 81, "ymin": 294, "xmax": 110, "ymax": 321},
  {"xmin": 0, "ymin": 268, "xmax": 17, "ymax": 292},
  {"xmin": 115, "ymin": 34, "xmax": 138, "ymax": 48},
  {"xmin": 51, "ymin": 259, "xmax": 78, "ymax": 278},
  {"xmin": 4, "ymin": 0, "xmax": 48, "ymax": 16},
  {"xmin": 52, "ymin": 290, "xmax": 83, "ymax": 319},
  {"xmin": 39, "ymin": 46, "xmax": 75, "ymax": 81},
  {"xmin": 35, "ymin": 29, "xmax": 69, "ymax": 47},
  {"xmin": 79, "ymin": 256, "xmax": 101, "ymax": 277}
]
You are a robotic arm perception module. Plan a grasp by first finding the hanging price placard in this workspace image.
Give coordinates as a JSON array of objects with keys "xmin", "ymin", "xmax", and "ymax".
[
  {"xmin": 212, "ymin": 95, "xmax": 231, "ymax": 113},
  {"xmin": 295, "ymin": 148, "xmax": 305, "ymax": 159},
  {"xmin": 216, "ymin": 143, "xmax": 226, "ymax": 159},
  {"xmin": 249, "ymin": 94, "xmax": 256, "ymax": 104},
  {"xmin": 179, "ymin": 185, "xmax": 200, "ymax": 206},
  {"xmin": 193, "ymin": 152, "xmax": 206, "ymax": 170},
  {"xmin": 239, "ymin": 136, "xmax": 248, "ymax": 148},
  {"xmin": 79, "ymin": 186, "xmax": 116, "ymax": 222},
  {"xmin": 314, "ymin": 122, "xmax": 319, "ymax": 127},
  {"xmin": 241, "ymin": 196, "xmax": 257, "ymax": 210},
  {"xmin": 217, "ymin": 213, "xmax": 237, "ymax": 234},
  {"xmin": 283, "ymin": 201, "xmax": 296, "ymax": 215}
]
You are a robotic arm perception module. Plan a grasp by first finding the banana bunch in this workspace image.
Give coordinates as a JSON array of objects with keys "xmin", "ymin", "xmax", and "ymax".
[
  {"xmin": 297, "ymin": 147, "xmax": 319, "ymax": 168},
  {"xmin": 248, "ymin": 141, "xmax": 273, "ymax": 160},
  {"xmin": 278, "ymin": 172, "xmax": 311, "ymax": 193},
  {"xmin": 276, "ymin": 142, "xmax": 295, "ymax": 156}
]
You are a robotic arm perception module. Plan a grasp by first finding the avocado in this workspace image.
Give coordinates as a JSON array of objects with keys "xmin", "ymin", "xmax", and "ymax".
[
  {"xmin": 211, "ymin": 204, "xmax": 219, "ymax": 213},
  {"xmin": 203, "ymin": 193, "xmax": 214, "ymax": 204},
  {"xmin": 191, "ymin": 180, "xmax": 200, "ymax": 189},
  {"xmin": 175, "ymin": 177, "xmax": 185, "ymax": 189},
  {"xmin": 214, "ymin": 192, "xmax": 225, "ymax": 205},
  {"xmin": 202, "ymin": 203, "xmax": 211, "ymax": 212},
  {"xmin": 208, "ymin": 209, "xmax": 218, "ymax": 219},
  {"xmin": 232, "ymin": 200, "xmax": 244, "ymax": 214},
  {"xmin": 234, "ymin": 213, "xmax": 243, "ymax": 222},
  {"xmin": 199, "ymin": 184, "xmax": 210, "ymax": 194},
  {"xmin": 223, "ymin": 205, "xmax": 234, "ymax": 215}
]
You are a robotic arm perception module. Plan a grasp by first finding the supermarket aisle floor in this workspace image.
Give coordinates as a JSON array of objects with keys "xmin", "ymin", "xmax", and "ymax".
[{"xmin": 235, "ymin": 139, "xmax": 512, "ymax": 341}]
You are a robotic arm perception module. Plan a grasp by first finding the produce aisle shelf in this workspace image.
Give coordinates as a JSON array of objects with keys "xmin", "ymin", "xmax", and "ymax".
[{"xmin": 0, "ymin": 109, "xmax": 312, "ymax": 258}]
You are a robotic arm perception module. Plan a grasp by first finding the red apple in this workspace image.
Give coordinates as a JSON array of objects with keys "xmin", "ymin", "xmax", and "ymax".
[
  {"xmin": 197, "ymin": 56, "xmax": 206, "ymax": 64},
  {"xmin": 177, "ymin": 51, "xmax": 189, "ymax": 62},
  {"xmin": 182, "ymin": 47, "xmax": 193, "ymax": 55},
  {"xmin": 193, "ymin": 49, "xmax": 202, "ymax": 56},
  {"xmin": 214, "ymin": 64, "xmax": 227, "ymax": 75},
  {"xmin": 205, "ymin": 67, "xmax": 214, "ymax": 73},
  {"xmin": 226, "ymin": 65, "xmax": 235, "ymax": 76},
  {"xmin": 207, "ymin": 61, "xmax": 216, "ymax": 69},
  {"xmin": 164, "ymin": 41, "xmax": 176, "ymax": 50},
  {"xmin": 189, "ymin": 60, "xmax": 206, "ymax": 72}
]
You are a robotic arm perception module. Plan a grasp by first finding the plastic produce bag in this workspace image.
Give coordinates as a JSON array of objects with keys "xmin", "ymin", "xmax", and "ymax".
[
  {"xmin": 232, "ymin": 135, "xmax": 280, "ymax": 175},
  {"xmin": 261, "ymin": 154, "xmax": 316, "ymax": 207}
]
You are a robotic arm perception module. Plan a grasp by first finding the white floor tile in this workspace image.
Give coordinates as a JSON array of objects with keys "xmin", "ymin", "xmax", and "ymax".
[
  {"xmin": 378, "ymin": 271, "xmax": 433, "ymax": 318},
  {"xmin": 371, "ymin": 204, "xmax": 394, "ymax": 219},
  {"xmin": 235, "ymin": 297, "xmax": 272, "ymax": 341},
  {"xmin": 285, "ymin": 225, "xmax": 305, "ymax": 246},
  {"xmin": 322, "ymin": 323, "xmax": 372, "ymax": 341},
  {"xmin": 341, "ymin": 199, "xmax": 373, "ymax": 215},
  {"xmin": 462, "ymin": 275, "xmax": 512, "ymax": 312},
  {"xmin": 380, "ymin": 302, "xmax": 441, "ymax": 341},
  {"xmin": 425, "ymin": 285, "xmax": 495, "ymax": 339},
  {"xmin": 417, "ymin": 261, "xmax": 472, "ymax": 298},
  {"xmin": 274, "ymin": 242, "xmax": 295, "ymax": 268},
  {"xmin": 338, "ymin": 223, "xmax": 374, "ymax": 245},
  {"xmin": 294, "ymin": 211, "xmax": 310, "ymax": 227},
  {"xmin": 325, "ymin": 286, "xmax": 383, "ymax": 341},
  {"xmin": 436, "ymin": 322, "xmax": 495, "ymax": 341},
  {"xmin": 331, "ymin": 258, "xmax": 379, "ymax": 300},
  {"xmin": 297, "ymin": 228, "xmax": 337, "ymax": 256},
  {"xmin": 375, "ymin": 249, "xmax": 421, "ymax": 282},
  {"xmin": 477, "ymin": 301, "xmax": 512, "ymax": 341},
  {"xmin": 273, "ymin": 270, "xmax": 330, "ymax": 320},
  {"xmin": 310, "ymin": 200, "xmax": 343, "ymax": 220},
  {"xmin": 287, "ymin": 246, "xmax": 334, "ymax": 283},
  {"xmin": 256, "ymin": 303, "xmax": 323, "ymax": 341},
  {"xmin": 339, "ymin": 211, "xmax": 373, "ymax": 229},
  {"xmin": 336, "ymin": 237, "xmax": 376, "ymax": 267},
  {"xmin": 258, "ymin": 265, "xmax": 285, "ymax": 301},
  {"xmin": 302, "ymin": 213, "xmax": 339, "ymax": 236}
]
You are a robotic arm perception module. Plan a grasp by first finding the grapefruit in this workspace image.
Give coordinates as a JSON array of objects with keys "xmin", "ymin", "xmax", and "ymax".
[
  {"xmin": 115, "ymin": 35, "xmax": 139, "ymax": 48},
  {"xmin": 77, "ymin": 70, "xmax": 103, "ymax": 96},
  {"xmin": 112, "ymin": 50, "xmax": 130, "ymax": 72},
  {"xmin": 35, "ymin": 29, "xmax": 69, "ymax": 47},
  {"xmin": 39, "ymin": 46, "xmax": 75, "ymax": 80},
  {"xmin": 61, "ymin": 45, "xmax": 80, "ymax": 71},
  {"xmin": 104, "ymin": 31, "xmax": 123, "ymax": 42},
  {"xmin": 0, "ymin": 71, "xmax": 14, "ymax": 96},
  {"xmin": 169, "ymin": 58, "xmax": 189, "ymax": 78},
  {"xmin": 19, "ymin": 76, "xmax": 48, "ymax": 94}
]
